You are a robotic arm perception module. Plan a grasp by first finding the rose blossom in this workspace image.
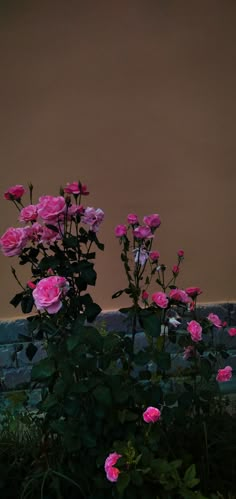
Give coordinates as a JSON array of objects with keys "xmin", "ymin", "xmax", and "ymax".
[
  {"xmin": 143, "ymin": 214, "xmax": 161, "ymax": 228},
  {"xmin": 82, "ymin": 207, "xmax": 104, "ymax": 232},
  {"xmin": 187, "ymin": 320, "xmax": 202, "ymax": 342},
  {"xmin": 37, "ymin": 195, "xmax": 66, "ymax": 222},
  {"xmin": 143, "ymin": 406, "xmax": 161, "ymax": 423},
  {"xmin": 127, "ymin": 213, "xmax": 138, "ymax": 225},
  {"xmin": 177, "ymin": 249, "xmax": 184, "ymax": 257},
  {"xmin": 207, "ymin": 313, "xmax": 222, "ymax": 328},
  {"xmin": 185, "ymin": 287, "xmax": 202, "ymax": 298},
  {"xmin": 133, "ymin": 247, "xmax": 149, "ymax": 266},
  {"xmin": 152, "ymin": 291, "xmax": 168, "ymax": 309},
  {"xmin": 64, "ymin": 182, "xmax": 89, "ymax": 196},
  {"xmin": 19, "ymin": 204, "xmax": 38, "ymax": 222},
  {"xmin": 0, "ymin": 227, "xmax": 28, "ymax": 256},
  {"xmin": 149, "ymin": 250, "xmax": 160, "ymax": 262},
  {"xmin": 4, "ymin": 184, "xmax": 25, "ymax": 200},
  {"xmin": 216, "ymin": 366, "xmax": 232, "ymax": 382},
  {"xmin": 32, "ymin": 276, "xmax": 69, "ymax": 314},
  {"xmin": 67, "ymin": 204, "xmax": 84, "ymax": 219},
  {"xmin": 104, "ymin": 452, "xmax": 122, "ymax": 483},
  {"xmin": 228, "ymin": 327, "xmax": 236, "ymax": 337},
  {"xmin": 39, "ymin": 226, "xmax": 61, "ymax": 245},
  {"xmin": 133, "ymin": 225, "xmax": 153, "ymax": 239},
  {"xmin": 172, "ymin": 265, "xmax": 180, "ymax": 276},
  {"xmin": 114, "ymin": 224, "xmax": 127, "ymax": 237},
  {"xmin": 169, "ymin": 288, "xmax": 189, "ymax": 304}
]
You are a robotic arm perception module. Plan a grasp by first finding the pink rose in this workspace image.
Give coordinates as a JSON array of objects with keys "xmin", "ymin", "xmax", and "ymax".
[
  {"xmin": 64, "ymin": 182, "xmax": 89, "ymax": 196},
  {"xmin": 143, "ymin": 406, "xmax": 161, "ymax": 423},
  {"xmin": 82, "ymin": 207, "xmax": 104, "ymax": 232},
  {"xmin": 32, "ymin": 276, "xmax": 69, "ymax": 314},
  {"xmin": 142, "ymin": 290, "xmax": 149, "ymax": 301},
  {"xmin": 39, "ymin": 226, "xmax": 61, "ymax": 245},
  {"xmin": 0, "ymin": 227, "xmax": 28, "ymax": 256},
  {"xmin": 152, "ymin": 291, "xmax": 168, "ymax": 309},
  {"xmin": 143, "ymin": 214, "xmax": 161, "ymax": 228},
  {"xmin": 133, "ymin": 225, "xmax": 153, "ymax": 239},
  {"xmin": 19, "ymin": 204, "xmax": 38, "ymax": 222},
  {"xmin": 187, "ymin": 320, "xmax": 202, "ymax": 342},
  {"xmin": 37, "ymin": 196, "xmax": 66, "ymax": 222},
  {"xmin": 183, "ymin": 345, "xmax": 195, "ymax": 360},
  {"xmin": 172, "ymin": 265, "xmax": 180, "ymax": 276},
  {"xmin": 115, "ymin": 224, "xmax": 127, "ymax": 237},
  {"xmin": 185, "ymin": 287, "xmax": 202, "ymax": 298},
  {"xmin": 67, "ymin": 204, "xmax": 84, "ymax": 219},
  {"xmin": 177, "ymin": 249, "xmax": 184, "ymax": 257},
  {"xmin": 127, "ymin": 213, "xmax": 138, "ymax": 225},
  {"xmin": 228, "ymin": 327, "xmax": 236, "ymax": 337},
  {"xmin": 149, "ymin": 251, "xmax": 160, "ymax": 262},
  {"xmin": 216, "ymin": 366, "xmax": 232, "ymax": 382},
  {"xmin": 207, "ymin": 313, "xmax": 222, "ymax": 328},
  {"xmin": 169, "ymin": 288, "xmax": 189, "ymax": 304},
  {"xmin": 4, "ymin": 184, "xmax": 25, "ymax": 201},
  {"xmin": 105, "ymin": 452, "xmax": 122, "ymax": 483}
]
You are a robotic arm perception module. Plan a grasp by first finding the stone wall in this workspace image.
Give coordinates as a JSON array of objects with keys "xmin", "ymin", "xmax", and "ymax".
[{"xmin": 0, "ymin": 304, "xmax": 236, "ymax": 409}]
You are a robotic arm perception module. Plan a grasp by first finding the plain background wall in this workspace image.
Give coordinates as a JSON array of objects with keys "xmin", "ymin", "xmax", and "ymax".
[{"xmin": 0, "ymin": 0, "xmax": 235, "ymax": 320}]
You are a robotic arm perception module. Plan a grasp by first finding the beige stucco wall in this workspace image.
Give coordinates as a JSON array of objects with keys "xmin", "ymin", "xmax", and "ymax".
[{"xmin": 0, "ymin": 0, "xmax": 236, "ymax": 320}]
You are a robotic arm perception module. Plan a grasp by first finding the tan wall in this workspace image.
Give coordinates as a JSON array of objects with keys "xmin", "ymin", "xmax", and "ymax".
[{"xmin": 0, "ymin": 0, "xmax": 236, "ymax": 320}]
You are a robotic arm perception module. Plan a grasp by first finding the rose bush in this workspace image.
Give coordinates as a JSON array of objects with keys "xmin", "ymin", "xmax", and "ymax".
[{"xmin": 1, "ymin": 184, "xmax": 236, "ymax": 499}]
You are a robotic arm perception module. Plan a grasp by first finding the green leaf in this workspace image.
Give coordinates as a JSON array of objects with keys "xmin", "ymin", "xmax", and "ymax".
[
  {"xmin": 45, "ymin": 224, "xmax": 59, "ymax": 232},
  {"xmin": 10, "ymin": 292, "xmax": 24, "ymax": 307},
  {"xmin": 31, "ymin": 358, "xmax": 56, "ymax": 381},
  {"xmin": 139, "ymin": 310, "xmax": 161, "ymax": 337},
  {"xmin": 25, "ymin": 342, "xmax": 38, "ymax": 361},
  {"xmin": 155, "ymin": 351, "xmax": 171, "ymax": 370},
  {"xmin": 21, "ymin": 293, "xmax": 34, "ymax": 314},
  {"xmin": 85, "ymin": 302, "xmax": 101, "ymax": 322},
  {"xmin": 184, "ymin": 464, "xmax": 199, "ymax": 488},
  {"xmin": 117, "ymin": 473, "xmax": 130, "ymax": 495},
  {"xmin": 131, "ymin": 470, "xmax": 143, "ymax": 486},
  {"xmin": 200, "ymin": 358, "xmax": 212, "ymax": 381},
  {"xmin": 93, "ymin": 385, "xmax": 112, "ymax": 407}
]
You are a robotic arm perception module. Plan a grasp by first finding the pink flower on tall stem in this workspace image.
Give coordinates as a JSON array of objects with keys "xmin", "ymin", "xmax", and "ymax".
[
  {"xmin": 133, "ymin": 225, "xmax": 153, "ymax": 240},
  {"xmin": 32, "ymin": 276, "xmax": 69, "ymax": 314},
  {"xmin": 185, "ymin": 287, "xmax": 202, "ymax": 298},
  {"xmin": 207, "ymin": 313, "xmax": 222, "ymax": 328},
  {"xmin": 4, "ymin": 185, "xmax": 25, "ymax": 201},
  {"xmin": 37, "ymin": 196, "xmax": 66, "ymax": 222},
  {"xmin": 177, "ymin": 249, "xmax": 184, "ymax": 258},
  {"xmin": 64, "ymin": 182, "xmax": 89, "ymax": 196},
  {"xmin": 82, "ymin": 207, "xmax": 104, "ymax": 232},
  {"xmin": 127, "ymin": 213, "xmax": 138, "ymax": 225},
  {"xmin": 216, "ymin": 366, "xmax": 232, "ymax": 382},
  {"xmin": 187, "ymin": 320, "xmax": 202, "ymax": 342},
  {"xmin": 228, "ymin": 327, "xmax": 236, "ymax": 337},
  {"xmin": 115, "ymin": 224, "xmax": 127, "ymax": 237},
  {"xmin": 104, "ymin": 452, "xmax": 122, "ymax": 482},
  {"xmin": 169, "ymin": 288, "xmax": 189, "ymax": 304},
  {"xmin": 0, "ymin": 227, "xmax": 28, "ymax": 256},
  {"xmin": 172, "ymin": 265, "xmax": 180, "ymax": 276},
  {"xmin": 19, "ymin": 204, "xmax": 38, "ymax": 222},
  {"xmin": 149, "ymin": 251, "xmax": 160, "ymax": 262},
  {"xmin": 143, "ymin": 214, "xmax": 161, "ymax": 228},
  {"xmin": 143, "ymin": 406, "xmax": 161, "ymax": 423},
  {"xmin": 152, "ymin": 291, "xmax": 168, "ymax": 309}
]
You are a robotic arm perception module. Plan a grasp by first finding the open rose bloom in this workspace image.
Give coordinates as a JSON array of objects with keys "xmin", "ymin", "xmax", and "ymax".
[
  {"xmin": 32, "ymin": 276, "xmax": 69, "ymax": 314},
  {"xmin": 4, "ymin": 184, "xmax": 26, "ymax": 200},
  {"xmin": 104, "ymin": 452, "xmax": 122, "ymax": 482}
]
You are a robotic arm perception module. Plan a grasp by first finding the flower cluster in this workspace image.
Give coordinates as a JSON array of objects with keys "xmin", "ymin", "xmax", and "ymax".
[
  {"xmin": 0, "ymin": 182, "xmax": 104, "ymax": 316},
  {"xmin": 0, "ymin": 183, "xmax": 104, "ymax": 259}
]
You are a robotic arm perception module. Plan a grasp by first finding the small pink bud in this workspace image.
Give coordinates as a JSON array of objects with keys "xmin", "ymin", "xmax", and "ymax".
[{"xmin": 27, "ymin": 281, "xmax": 36, "ymax": 289}]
